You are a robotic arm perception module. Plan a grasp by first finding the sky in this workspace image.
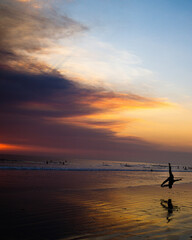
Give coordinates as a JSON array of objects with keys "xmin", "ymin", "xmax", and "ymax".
[{"xmin": 1, "ymin": 0, "xmax": 192, "ymax": 163}]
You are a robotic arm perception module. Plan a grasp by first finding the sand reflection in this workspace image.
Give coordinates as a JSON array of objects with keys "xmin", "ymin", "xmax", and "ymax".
[
  {"xmin": 58, "ymin": 184, "xmax": 192, "ymax": 239},
  {"xmin": 0, "ymin": 170, "xmax": 192, "ymax": 240}
]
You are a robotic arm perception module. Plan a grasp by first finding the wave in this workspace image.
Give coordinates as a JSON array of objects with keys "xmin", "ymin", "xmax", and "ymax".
[{"xmin": 0, "ymin": 165, "xmax": 191, "ymax": 172}]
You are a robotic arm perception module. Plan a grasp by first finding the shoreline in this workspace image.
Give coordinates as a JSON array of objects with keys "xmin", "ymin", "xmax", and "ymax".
[
  {"xmin": 0, "ymin": 166, "xmax": 192, "ymax": 173},
  {"xmin": 0, "ymin": 165, "xmax": 192, "ymax": 172},
  {"xmin": 1, "ymin": 158, "xmax": 192, "ymax": 172}
]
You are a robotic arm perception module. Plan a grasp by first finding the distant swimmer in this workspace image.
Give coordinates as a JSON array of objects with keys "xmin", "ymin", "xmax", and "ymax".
[{"xmin": 161, "ymin": 163, "xmax": 182, "ymax": 188}]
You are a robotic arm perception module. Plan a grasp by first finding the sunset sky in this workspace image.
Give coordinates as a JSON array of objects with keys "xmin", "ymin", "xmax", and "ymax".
[{"xmin": 1, "ymin": 0, "xmax": 192, "ymax": 163}]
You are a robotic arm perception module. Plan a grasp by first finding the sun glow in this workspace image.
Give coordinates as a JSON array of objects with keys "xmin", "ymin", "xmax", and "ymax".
[{"xmin": 0, "ymin": 143, "xmax": 27, "ymax": 151}]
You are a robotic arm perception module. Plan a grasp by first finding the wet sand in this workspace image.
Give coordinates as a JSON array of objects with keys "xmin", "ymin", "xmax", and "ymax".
[{"xmin": 0, "ymin": 170, "xmax": 192, "ymax": 239}]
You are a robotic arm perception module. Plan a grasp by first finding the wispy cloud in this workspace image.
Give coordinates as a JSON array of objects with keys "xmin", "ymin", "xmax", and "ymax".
[
  {"xmin": 46, "ymin": 38, "xmax": 155, "ymax": 94},
  {"xmin": 0, "ymin": 0, "xmax": 87, "ymax": 69}
]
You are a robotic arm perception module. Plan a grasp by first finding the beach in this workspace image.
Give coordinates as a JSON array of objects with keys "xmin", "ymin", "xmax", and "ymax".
[{"xmin": 0, "ymin": 169, "xmax": 192, "ymax": 240}]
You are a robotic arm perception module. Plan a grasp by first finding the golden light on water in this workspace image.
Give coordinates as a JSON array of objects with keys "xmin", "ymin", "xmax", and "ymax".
[{"xmin": 55, "ymin": 172, "xmax": 192, "ymax": 240}]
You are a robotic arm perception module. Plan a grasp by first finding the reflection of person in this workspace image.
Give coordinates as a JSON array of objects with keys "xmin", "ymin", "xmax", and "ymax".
[
  {"xmin": 160, "ymin": 199, "xmax": 179, "ymax": 223},
  {"xmin": 161, "ymin": 163, "xmax": 182, "ymax": 188}
]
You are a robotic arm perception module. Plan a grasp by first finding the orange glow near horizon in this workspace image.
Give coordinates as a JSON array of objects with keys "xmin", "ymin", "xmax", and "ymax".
[
  {"xmin": 0, "ymin": 143, "xmax": 71, "ymax": 154},
  {"xmin": 0, "ymin": 143, "xmax": 28, "ymax": 151}
]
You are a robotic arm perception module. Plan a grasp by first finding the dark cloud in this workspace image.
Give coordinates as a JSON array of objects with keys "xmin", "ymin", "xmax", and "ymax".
[
  {"xmin": 0, "ymin": 63, "xmax": 159, "ymax": 160},
  {"xmin": 0, "ymin": 65, "xmax": 164, "ymax": 119},
  {"xmin": 1, "ymin": 66, "xmax": 192, "ymax": 162},
  {"xmin": 0, "ymin": 68, "xmax": 71, "ymax": 104},
  {"xmin": 0, "ymin": 67, "xmax": 100, "ymax": 118}
]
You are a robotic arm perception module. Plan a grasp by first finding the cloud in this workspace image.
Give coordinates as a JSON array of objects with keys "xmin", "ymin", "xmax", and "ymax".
[
  {"xmin": 0, "ymin": 66, "xmax": 165, "ymax": 117},
  {"xmin": 0, "ymin": 68, "xmax": 98, "ymax": 118},
  {"xmin": 51, "ymin": 38, "xmax": 155, "ymax": 93},
  {"xmin": 0, "ymin": 102, "xmax": 155, "ymax": 161},
  {"xmin": 0, "ymin": 63, "xmax": 171, "ymax": 160},
  {"xmin": 1, "ymin": 55, "xmax": 191, "ymax": 160},
  {"xmin": 0, "ymin": 0, "xmax": 87, "ymax": 68}
]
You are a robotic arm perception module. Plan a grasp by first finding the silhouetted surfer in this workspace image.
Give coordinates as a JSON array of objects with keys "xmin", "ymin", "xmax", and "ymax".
[{"xmin": 161, "ymin": 163, "xmax": 182, "ymax": 188}]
